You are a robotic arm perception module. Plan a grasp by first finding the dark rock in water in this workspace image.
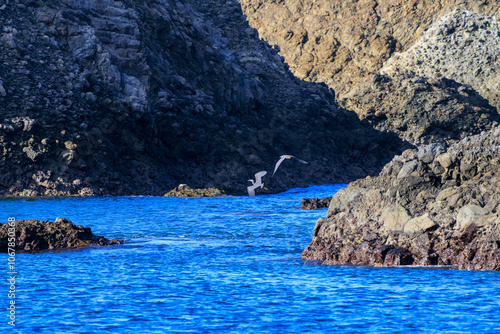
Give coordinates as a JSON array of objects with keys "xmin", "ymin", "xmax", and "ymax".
[
  {"xmin": 302, "ymin": 126, "xmax": 500, "ymax": 271},
  {"xmin": 0, "ymin": 218, "xmax": 122, "ymax": 252},
  {"xmin": 164, "ymin": 184, "xmax": 224, "ymax": 197},
  {"xmin": 301, "ymin": 197, "xmax": 332, "ymax": 210}
]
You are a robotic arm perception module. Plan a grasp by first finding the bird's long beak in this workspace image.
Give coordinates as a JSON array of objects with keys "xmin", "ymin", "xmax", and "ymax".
[{"xmin": 264, "ymin": 187, "xmax": 268, "ymax": 190}]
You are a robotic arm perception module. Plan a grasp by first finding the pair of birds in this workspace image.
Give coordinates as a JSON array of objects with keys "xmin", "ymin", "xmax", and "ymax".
[{"xmin": 247, "ymin": 155, "xmax": 308, "ymax": 197}]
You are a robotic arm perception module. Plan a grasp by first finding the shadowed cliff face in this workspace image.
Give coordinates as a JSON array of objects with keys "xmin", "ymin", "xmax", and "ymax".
[
  {"xmin": 0, "ymin": 0, "xmax": 408, "ymax": 196},
  {"xmin": 240, "ymin": 0, "xmax": 500, "ymax": 100}
]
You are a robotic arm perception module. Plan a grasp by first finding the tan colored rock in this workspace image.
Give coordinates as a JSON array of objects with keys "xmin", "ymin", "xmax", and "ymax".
[
  {"xmin": 164, "ymin": 184, "xmax": 224, "ymax": 197},
  {"xmin": 456, "ymin": 204, "xmax": 490, "ymax": 230},
  {"xmin": 327, "ymin": 187, "xmax": 363, "ymax": 216},
  {"xmin": 435, "ymin": 153, "xmax": 454, "ymax": 169},
  {"xmin": 381, "ymin": 204, "xmax": 410, "ymax": 232},
  {"xmin": 64, "ymin": 141, "xmax": 77, "ymax": 150},
  {"xmin": 404, "ymin": 214, "xmax": 438, "ymax": 235}
]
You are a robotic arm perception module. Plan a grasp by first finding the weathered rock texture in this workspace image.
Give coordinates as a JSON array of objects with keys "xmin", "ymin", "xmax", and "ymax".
[
  {"xmin": 241, "ymin": 1, "xmax": 500, "ymax": 100},
  {"xmin": 381, "ymin": 9, "xmax": 500, "ymax": 111},
  {"xmin": 0, "ymin": 0, "xmax": 406, "ymax": 197},
  {"xmin": 0, "ymin": 217, "xmax": 122, "ymax": 251},
  {"xmin": 303, "ymin": 127, "xmax": 500, "ymax": 271},
  {"xmin": 301, "ymin": 197, "xmax": 331, "ymax": 210}
]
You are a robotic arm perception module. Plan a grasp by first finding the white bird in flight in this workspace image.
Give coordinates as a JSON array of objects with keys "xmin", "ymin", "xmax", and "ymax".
[
  {"xmin": 247, "ymin": 171, "xmax": 267, "ymax": 197},
  {"xmin": 272, "ymin": 155, "xmax": 308, "ymax": 177}
]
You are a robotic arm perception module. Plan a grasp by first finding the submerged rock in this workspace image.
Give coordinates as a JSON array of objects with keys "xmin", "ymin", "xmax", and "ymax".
[
  {"xmin": 164, "ymin": 184, "xmax": 224, "ymax": 197},
  {"xmin": 301, "ymin": 197, "xmax": 331, "ymax": 210},
  {"xmin": 0, "ymin": 218, "xmax": 122, "ymax": 252},
  {"xmin": 302, "ymin": 126, "xmax": 500, "ymax": 271}
]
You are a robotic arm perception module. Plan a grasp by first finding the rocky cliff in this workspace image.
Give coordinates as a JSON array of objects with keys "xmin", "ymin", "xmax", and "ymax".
[
  {"xmin": 302, "ymin": 127, "xmax": 500, "ymax": 271},
  {"xmin": 241, "ymin": 0, "xmax": 500, "ymax": 100},
  {"xmin": 0, "ymin": 0, "xmax": 407, "ymax": 196}
]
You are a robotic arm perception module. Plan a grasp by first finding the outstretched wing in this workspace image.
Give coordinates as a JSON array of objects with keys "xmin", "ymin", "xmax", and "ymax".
[
  {"xmin": 254, "ymin": 171, "xmax": 267, "ymax": 185},
  {"xmin": 247, "ymin": 185, "xmax": 256, "ymax": 197},
  {"xmin": 272, "ymin": 156, "xmax": 287, "ymax": 177},
  {"xmin": 292, "ymin": 156, "xmax": 308, "ymax": 164}
]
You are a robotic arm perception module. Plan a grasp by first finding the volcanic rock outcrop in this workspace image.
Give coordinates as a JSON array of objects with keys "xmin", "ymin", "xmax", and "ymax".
[
  {"xmin": 241, "ymin": 0, "xmax": 500, "ymax": 100},
  {"xmin": 302, "ymin": 126, "xmax": 500, "ymax": 271},
  {"xmin": 0, "ymin": 0, "xmax": 407, "ymax": 197},
  {"xmin": 0, "ymin": 217, "xmax": 122, "ymax": 251}
]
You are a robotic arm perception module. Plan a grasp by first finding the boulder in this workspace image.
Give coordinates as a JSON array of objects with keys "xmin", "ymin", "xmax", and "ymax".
[
  {"xmin": 404, "ymin": 214, "xmax": 438, "ymax": 236},
  {"xmin": 381, "ymin": 204, "xmax": 411, "ymax": 232},
  {"xmin": 456, "ymin": 205, "xmax": 490, "ymax": 230}
]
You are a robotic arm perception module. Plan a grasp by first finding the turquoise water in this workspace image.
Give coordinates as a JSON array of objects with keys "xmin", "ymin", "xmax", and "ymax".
[{"xmin": 1, "ymin": 184, "xmax": 500, "ymax": 333}]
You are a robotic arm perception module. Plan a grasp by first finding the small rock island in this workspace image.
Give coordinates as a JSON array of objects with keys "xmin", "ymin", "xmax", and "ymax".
[{"xmin": 0, "ymin": 218, "xmax": 122, "ymax": 252}]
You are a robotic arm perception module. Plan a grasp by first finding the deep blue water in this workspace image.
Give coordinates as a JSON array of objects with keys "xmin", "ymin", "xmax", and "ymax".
[{"xmin": 1, "ymin": 184, "xmax": 500, "ymax": 333}]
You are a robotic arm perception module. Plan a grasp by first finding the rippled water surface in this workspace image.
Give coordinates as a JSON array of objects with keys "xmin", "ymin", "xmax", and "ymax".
[{"xmin": 1, "ymin": 184, "xmax": 500, "ymax": 333}]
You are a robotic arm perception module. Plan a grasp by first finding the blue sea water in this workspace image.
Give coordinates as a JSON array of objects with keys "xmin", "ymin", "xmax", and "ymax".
[{"xmin": 1, "ymin": 184, "xmax": 500, "ymax": 333}]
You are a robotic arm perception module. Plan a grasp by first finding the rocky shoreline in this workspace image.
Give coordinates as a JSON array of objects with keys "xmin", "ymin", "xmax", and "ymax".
[
  {"xmin": 302, "ymin": 127, "xmax": 500, "ymax": 271},
  {"xmin": 0, "ymin": 218, "xmax": 122, "ymax": 251}
]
